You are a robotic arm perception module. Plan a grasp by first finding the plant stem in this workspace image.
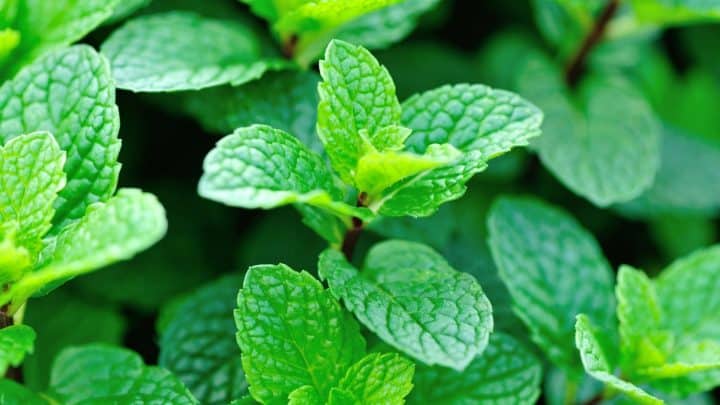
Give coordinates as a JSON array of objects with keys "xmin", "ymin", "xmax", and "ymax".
[
  {"xmin": 564, "ymin": 0, "xmax": 620, "ymax": 88},
  {"xmin": 282, "ymin": 34, "xmax": 299, "ymax": 59},
  {"xmin": 340, "ymin": 192, "xmax": 368, "ymax": 261},
  {"xmin": 582, "ymin": 393, "xmax": 604, "ymax": 405}
]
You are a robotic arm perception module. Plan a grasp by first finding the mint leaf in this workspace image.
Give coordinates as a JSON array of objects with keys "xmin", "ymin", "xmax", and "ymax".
[
  {"xmin": 487, "ymin": 196, "xmax": 615, "ymax": 373},
  {"xmin": 517, "ymin": 51, "xmax": 660, "ymax": 206},
  {"xmin": 101, "ymin": 12, "xmax": 287, "ymax": 92},
  {"xmin": 50, "ymin": 344, "xmax": 197, "ymax": 403},
  {"xmin": 8, "ymin": 189, "xmax": 167, "ymax": 303},
  {"xmin": 0, "ymin": 380, "xmax": 45, "ymax": 405},
  {"xmin": 318, "ymin": 241, "xmax": 493, "ymax": 370},
  {"xmin": 0, "ymin": 223, "xmax": 31, "ymax": 285},
  {"xmin": 317, "ymin": 39, "xmax": 401, "ymax": 184},
  {"xmin": 159, "ymin": 275, "xmax": 248, "ymax": 404},
  {"xmin": 0, "ymin": 45, "xmax": 121, "ymax": 232},
  {"xmin": 288, "ymin": 385, "xmax": 322, "ymax": 404},
  {"xmin": 0, "ymin": 0, "xmax": 118, "ymax": 76},
  {"xmin": 401, "ymin": 83, "xmax": 543, "ymax": 161},
  {"xmin": 0, "ymin": 324, "xmax": 35, "ymax": 375},
  {"xmin": 408, "ymin": 333, "xmax": 542, "ymax": 404},
  {"xmin": 0, "ymin": 132, "xmax": 65, "ymax": 257},
  {"xmin": 199, "ymin": 125, "xmax": 371, "ymax": 221},
  {"xmin": 235, "ymin": 264, "xmax": 365, "ymax": 404},
  {"xmin": 181, "ymin": 71, "xmax": 323, "ymax": 153},
  {"xmin": 630, "ymin": 0, "xmax": 720, "ymax": 24},
  {"xmin": 331, "ymin": 353, "xmax": 414, "ymax": 405},
  {"xmin": 575, "ymin": 314, "xmax": 663, "ymax": 405}
]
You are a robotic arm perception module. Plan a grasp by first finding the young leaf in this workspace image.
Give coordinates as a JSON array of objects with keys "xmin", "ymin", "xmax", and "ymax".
[
  {"xmin": 159, "ymin": 275, "xmax": 248, "ymax": 404},
  {"xmin": 235, "ymin": 264, "xmax": 366, "ymax": 404},
  {"xmin": 50, "ymin": 344, "xmax": 197, "ymax": 403},
  {"xmin": 0, "ymin": 324, "xmax": 35, "ymax": 375},
  {"xmin": 0, "ymin": 45, "xmax": 121, "ymax": 232},
  {"xmin": 517, "ymin": 51, "xmax": 660, "ymax": 206},
  {"xmin": 317, "ymin": 39, "xmax": 401, "ymax": 184},
  {"xmin": 487, "ymin": 196, "xmax": 616, "ymax": 374},
  {"xmin": 408, "ymin": 333, "xmax": 542, "ymax": 404},
  {"xmin": 575, "ymin": 314, "xmax": 662, "ymax": 405},
  {"xmin": 318, "ymin": 241, "xmax": 493, "ymax": 370},
  {"xmin": 330, "ymin": 353, "xmax": 415, "ymax": 405},
  {"xmin": 7, "ymin": 189, "xmax": 167, "ymax": 304},
  {"xmin": 0, "ymin": 0, "xmax": 119, "ymax": 76},
  {"xmin": 0, "ymin": 132, "xmax": 65, "ymax": 257},
  {"xmin": 0, "ymin": 380, "xmax": 45, "ymax": 405},
  {"xmin": 199, "ymin": 125, "xmax": 371, "ymax": 221},
  {"xmin": 101, "ymin": 12, "xmax": 287, "ymax": 92},
  {"xmin": 0, "ymin": 223, "xmax": 31, "ymax": 285}
]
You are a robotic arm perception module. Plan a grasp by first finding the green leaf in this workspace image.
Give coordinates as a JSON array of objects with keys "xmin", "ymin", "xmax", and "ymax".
[
  {"xmin": 318, "ymin": 241, "xmax": 493, "ymax": 370},
  {"xmin": 329, "ymin": 353, "xmax": 414, "ymax": 405},
  {"xmin": 50, "ymin": 344, "xmax": 197, "ymax": 403},
  {"xmin": 159, "ymin": 275, "xmax": 248, "ymax": 404},
  {"xmin": 0, "ymin": 223, "xmax": 31, "ymax": 284},
  {"xmin": 517, "ymin": 51, "xmax": 660, "ymax": 206},
  {"xmin": 0, "ymin": 132, "xmax": 65, "ymax": 257},
  {"xmin": 288, "ymin": 385, "xmax": 322, "ymax": 404},
  {"xmin": 181, "ymin": 71, "xmax": 323, "ymax": 153},
  {"xmin": 0, "ymin": 380, "xmax": 46, "ymax": 405},
  {"xmin": 487, "ymin": 196, "xmax": 616, "ymax": 373},
  {"xmin": 101, "ymin": 12, "xmax": 287, "ymax": 92},
  {"xmin": 630, "ymin": 0, "xmax": 720, "ymax": 25},
  {"xmin": 22, "ymin": 291, "xmax": 126, "ymax": 391},
  {"xmin": 401, "ymin": 83, "xmax": 543, "ymax": 161},
  {"xmin": 0, "ymin": 0, "xmax": 119, "ymax": 76},
  {"xmin": 7, "ymin": 189, "xmax": 167, "ymax": 305},
  {"xmin": 408, "ymin": 333, "xmax": 542, "ymax": 404},
  {"xmin": 317, "ymin": 39, "xmax": 401, "ymax": 184},
  {"xmin": 0, "ymin": 45, "xmax": 121, "ymax": 232},
  {"xmin": 235, "ymin": 264, "xmax": 365, "ymax": 404},
  {"xmin": 199, "ymin": 125, "xmax": 371, "ymax": 221},
  {"xmin": 0, "ymin": 324, "xmax": 35, "ymax": 375},
  {"xmin": 575, "ymin": 314, "xmax": 663, "ymax": 405}
]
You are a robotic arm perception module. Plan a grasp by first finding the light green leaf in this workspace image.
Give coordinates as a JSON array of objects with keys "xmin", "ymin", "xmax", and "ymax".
[
  {"xmin": 630, "ymin": 0, "xmax": 720, "ymax": 25},
  {"xmin": 7, "ymin": 189, "xmax": 167, "ymax": 305},
  {"xmin": 487, "ymin": 196, "xmax": 616, "ymax": 373},
  {"xmin": 318, "ymin": 241, "xmax": 493, "ymax": 370},
  {"xmin": 0, "ymin": 380, "xmax": 46, "ymax": 405},
  {"xmin": 101, "ymin": 12, "xmax": 287, "ymax": 92},
  {"xmin": 0, "ymin": 28, "xmax": 20, "ymax": 65},
  {"xmin": 0, "ymin": 132, "xmax": 65, "ymax": 256},
  {"xmin": 181, "ymin": 71, "xmax": 323, "ymax": 153},
  {"xmin": 198, "ymin": 125, "xmax": 372, "ymax": 221},
  {"xmin": 638, "ymin": 340, "xmax": 720, "ymax": 379},
  {"xmin": 356, "ymin": 143, "xmax": 461, "ymax": 196},
  {"xmin": 106, "ymin": 0, "xmax": 150, "ymax": 24},
  {"xmin": 401, "ymin": 83, "xmax": 543, "ymax": 161},
  {"xmin": 288, "ymin": 385, "xmax": 322, "ymax": 405},
  {"xmin": 0, "ymin": 45, "xmax": 121, "ymax": 232},
  {"xmin": 408, "ymin": 333, "xmax": 542, "ymax": 405},
  {"xmin": 616, "ymin": 265, "xmax": 665, "ymax": 370},
  {"xmin": 517, "ymin": 51, "xmax": 660, "ymax": 206},
  {"xmin": 159, "ymin": 275, "xmax": 248, "ymax": 404},
  {"xmin": 240, "ymin": 0, "xmax": 307, "ymax": 22},
  {"xmin": 329, "ymin": 353, "xmax": 414, "ymax": 405},
  {"xmin": 575, "ymin": 314, "xmax": 663, "ymax": 405},
  {"xmin": 50, "ymin": 344, "xmax": 197, "ymax": 404},
  {"xmin": 0, "ymin": 0, "xmax": 119, "ymax": 76},
  {"xmin": 317, "ymin": 39, "xmax": 401, "ymax": 184},
  {"xmin": 235, "ymin": 264, "xmax": 365, "ymax": 404},
  {"xmin": 0, "ymin": 223, "xmax": 31, "ymax": 284},
  {"xmin": 0, "ymin": 324, "xmax": 35, "ymax": 375}
]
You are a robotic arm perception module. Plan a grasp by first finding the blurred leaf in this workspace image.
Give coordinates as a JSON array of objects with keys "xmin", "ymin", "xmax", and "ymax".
[
  {"xmin": 650, "ymin": 214, "xmax": 717, "ymax": 259},
  {"xmin": 0, "ymin": 324, "xmax": 35, "ymax": 375},
  {"xmin": 630, "ymin": 0, "xmax": 720, "ymax": 25}
]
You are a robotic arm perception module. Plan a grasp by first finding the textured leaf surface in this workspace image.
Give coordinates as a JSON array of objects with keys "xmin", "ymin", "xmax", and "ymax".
[
  {"xmin": 517, "ymin": 52, "xmax": 659, "ymax": 206},
  {"xmin": 159, "ymin": 275, "xmax": 248, "ymax": 404},
  {"xmin": 199, "ymin": 125, "xmax": 369, "ymax": 220},
  {"xmin": 318, "ymin": 241, "xmax": 493, "ymax": 370},
  {"xmin": 235, "ymin": 264, "xmax": 365, "ymax": 404},
  {"xmin": 0, "ymin": 325, "xmax": 35, "ymax": 375},
  {"xmin": 317, "ymin": 39, "xmax": 401, "ymax": 184},
  {"xmin": 332, "ymin": 353, "xmax": 414, "ymax": 405},
  {"xmin": 1, "ymin": 0, "xmax": 118, "ymax": 76},
  {"xmin": 101, "ymin": 12, "xmax": 285, "ymax": 92},
  {"xmin": 0, "ymin": 132, "xmax": 65, "ymax": 256},
  {"xmin": 402, "ymin": 83, "xmax": 543, "ymax": 160},
  {"xmin": 0, "ymin": 380, "xmax": 46, "ymax": 405},
  {"xmin": 9, "ymin": 189, "xmax": 167, "ymax": 302},
  {"xmin": 182, "ymin": 71, "xmax": 323, "ymax": 153},
  {"xmin": 50, "ymin": 344, "xmax": 197, "ymax": 403},
  {"xmin": 0, "ymin": 223, "xmax": 31, "ymax": 284},
  {"xmin": 408, "ymin": 333, "xmax": 542, "ymax": 404},
  {"xmin": 0, "ymin": 45, "xmax": 121, "ymax": 232},
  {"xmin": 487, "ymin": 197, "xmax": 615, "ymax": 373},
  {"xmin": 575, "ymin": 315, "xmax": 662, "ymax": 405}
]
